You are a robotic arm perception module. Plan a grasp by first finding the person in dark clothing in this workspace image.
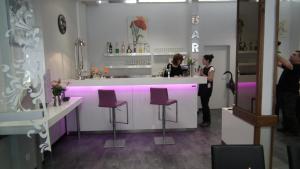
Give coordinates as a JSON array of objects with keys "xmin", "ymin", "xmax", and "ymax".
[
  {"xmin": 276, "ymin": 51, "xmax": 300, "ymax": 135},
  {"xmin": 198, "ymin": 54, "xmax": 215, "ymax": 127},
  {"xmin": 164, "ymin": 53, "xmax": 184, "ymax": 77}
]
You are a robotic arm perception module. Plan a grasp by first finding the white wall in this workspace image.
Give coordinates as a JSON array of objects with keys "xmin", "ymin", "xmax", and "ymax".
[
  {"xmin": 289, "ymin": 2, "xmax": 300, "ymax": 52},
  {"xmin": 197, "ymin": 2, "xmax": 236, "ymax": 108},
  {"xmin": 41, "ymin": 0, "xmax": 78, "ymax": 80},
  {"xmin": 86, "ymin": 3, "xmax": 236, "ymax": 71},
  {"xmin": 86, "ymin": 2, "xmax": 236, "ymax": 108},
  {"xmin": 278, "ymin": 1, "xmax": 300, "ymax": 80},
  {"xmin": 279, "ymin": 1, "xmax": 300, "ymax": 58},
  {"xmin": 40, "ymin": 0, "xmax": 81, "ymax": 144},
  {"xmin": 77, "ymin": 2, "xmax": 89, "ymax": 71},
  {"xmin": 86, "ymin": 3, "xmax": 190, "ymax": 69}
]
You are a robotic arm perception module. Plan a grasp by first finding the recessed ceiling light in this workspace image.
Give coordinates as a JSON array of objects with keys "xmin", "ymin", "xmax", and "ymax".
[
  {"xmin": 139, "ymin": 0, "xmax": 186, "ymax": 2},
  {"xmin": 97, "ymin": 0, "xmax": 102, "ymax": 4},
  {"xmin": 198, "ymin": 0, "xmax": 235, "ymax": 1},
  {"xmin": 125, "ymin": 0, "xmax": 137, "ymax": 3}
]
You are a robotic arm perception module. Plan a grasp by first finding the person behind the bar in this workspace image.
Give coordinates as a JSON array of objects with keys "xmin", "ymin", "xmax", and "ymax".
[
  {"xmin": 198, "ymin": 54, "xmax": 215, "ymax": 127},
  {"xmin": 276, "ymin": 50, "xmax": 300, "ymax": 135},
  {"xmin": 164, "ymin": 53, "xmax": 184, "ymax": 77}
]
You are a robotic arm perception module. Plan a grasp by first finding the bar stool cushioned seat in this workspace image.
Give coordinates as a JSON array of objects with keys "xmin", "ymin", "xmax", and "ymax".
[
  {"xmin": 98, "ymin": 90, "xmax": 128, "ymax": 148},
  {"xmin": 150, "ymin": 88, "xmax": 178, "ymax": 145}
]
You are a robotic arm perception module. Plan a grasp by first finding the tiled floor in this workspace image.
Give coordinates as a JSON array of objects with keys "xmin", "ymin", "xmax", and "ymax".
[
  {"xmin": 43, "ymin": 109, "xmax": 293, "ymax": 169},
  {"xmin": 272, "ymin": 129, "xmax": 300, "ymax": 169}
]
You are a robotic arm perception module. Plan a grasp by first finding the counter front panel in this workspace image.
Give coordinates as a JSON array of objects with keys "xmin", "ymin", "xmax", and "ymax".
[{"xmin": 66, "ymin": 77, "xmax": 206, "ymax": 131}]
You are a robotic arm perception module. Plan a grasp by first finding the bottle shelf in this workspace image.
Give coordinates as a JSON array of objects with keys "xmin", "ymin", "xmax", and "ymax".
[
  {"xmin": 152, "ymin": 52, "xmax": 188, "ymax": 56},
  {"xmin": 106, "ymin": 65, "xmax": 152, "ymax": 69},
  {"xmin": 104, "ymin": 52, "xmax": 188, "ymax": 57},
  {"xmin": 104, "ymin": 53, "xmax": 151, "ymax": 57}
]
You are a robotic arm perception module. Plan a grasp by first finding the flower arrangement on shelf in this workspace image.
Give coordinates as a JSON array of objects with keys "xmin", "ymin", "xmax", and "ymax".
[
  {"xmin": 90, "ymin": 66, "xmax": 100, "ymax": 78},
  {"xmin": 187, "ymin": 57, "xmax": 196, "ymax": 66},
  {"xmin": 186, "ymin": 57, "xmax": 197, "ymax": 77},
  {"xmin": 130, "ymin": 16, "xmax": 147, "ymax": 46},
  {"xmin": 51, "ymin": 79, "xmax": 69, "ymax": 106}
]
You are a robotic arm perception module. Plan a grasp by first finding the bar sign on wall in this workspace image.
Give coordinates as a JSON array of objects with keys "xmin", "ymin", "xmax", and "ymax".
[{"xmin": 192, "ymin": 15, "xmax": 200, "ymax": 53}]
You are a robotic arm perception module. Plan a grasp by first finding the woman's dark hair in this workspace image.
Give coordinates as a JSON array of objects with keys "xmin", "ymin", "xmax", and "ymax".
[
  {"xmin": 203, "ymin": 54, "xmax": 214, "ymax": 63},
  {"xmin": 172, "ymin": 53, "xmax": 184, "ymax": 65}
]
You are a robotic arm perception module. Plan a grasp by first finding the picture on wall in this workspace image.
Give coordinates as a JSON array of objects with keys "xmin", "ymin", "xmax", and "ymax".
[{"xmin": 128, "ymin": 16, "xmax": 148, "ymax": 46}]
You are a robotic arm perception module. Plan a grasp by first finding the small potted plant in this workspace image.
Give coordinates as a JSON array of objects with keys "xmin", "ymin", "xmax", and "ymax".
[{"xmin": 51, "ymin": 79, "xmax": 66, "ymax": 106}]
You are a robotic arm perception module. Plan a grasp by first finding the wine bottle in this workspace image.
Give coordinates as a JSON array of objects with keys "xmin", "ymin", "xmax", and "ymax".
[
  {"xmin": 109, "ymin": 42, "xmax": 112, "ymax": 54},
  {"xmin": 133, "ymin": 44, "xmax": 136, "ymax": 53},
  {"xmin": 126, "ymin": 45, "xmax": 132, "ymax": 53},
  {"xmin": 115, "ymin": 42, "xmax": 119, "ymax": 53},
  {"xmin": 121, "ymin": 42, "xmax": 126, "ymax": 53}
]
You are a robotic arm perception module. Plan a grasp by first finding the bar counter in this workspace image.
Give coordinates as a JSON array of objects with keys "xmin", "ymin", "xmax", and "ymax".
[
  {"xmin": 65, "ymin": 77, "xmax": 207, "ymax": 132},
  {"xmin": 68, "ymin": 76, "xmax": 207, "ymax": 86}
]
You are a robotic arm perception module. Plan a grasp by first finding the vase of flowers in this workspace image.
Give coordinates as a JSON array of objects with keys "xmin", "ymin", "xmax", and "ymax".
[
  {"xmin": 130, "ymin": 16, "xmax": 147, "ymax": 46},
  {"xmin": 187, "ymin": 57, "xmax": 196, "ymax": 77},
  {"xmin": 51, "ymin": 79, "xmax": 66, "ymax": 106}
]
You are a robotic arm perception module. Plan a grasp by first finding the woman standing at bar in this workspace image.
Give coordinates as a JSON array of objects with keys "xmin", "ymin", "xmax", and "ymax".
[
  {"xmin": 164, "ymin": 53, "xmax": 184, "ymax": 77},
  {"xmin": 198, "ymin": 54, "xmax": 215, "ymax": 127}
]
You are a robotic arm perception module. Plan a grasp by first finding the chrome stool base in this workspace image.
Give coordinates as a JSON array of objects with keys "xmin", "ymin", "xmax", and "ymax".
[
  {"xmin": 154, "ymin": 137, "xmax": 175, "ymax": 145},
  {"xmin": 104, "ymin": 139, "xmax": 126, "ymax": 148}
]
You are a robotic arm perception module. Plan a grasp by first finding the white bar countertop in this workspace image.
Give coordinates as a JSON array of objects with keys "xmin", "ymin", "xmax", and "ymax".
[
  {"xmin": 0, "ymin": 97, "xmax": 83, "ymax": 135},
  {"xmin": 68, "ymin": 76, "xmax": 207, "ymax": 86}
]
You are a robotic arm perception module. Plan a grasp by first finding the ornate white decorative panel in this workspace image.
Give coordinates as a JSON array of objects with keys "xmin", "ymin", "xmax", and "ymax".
[{"xmin": 0, "ymin": 0, "xmax": 51, "ymax": 153}]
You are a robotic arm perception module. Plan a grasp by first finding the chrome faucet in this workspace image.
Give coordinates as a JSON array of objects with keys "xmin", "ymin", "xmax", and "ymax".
[{"xmin": 74, "ymin": 38, "xmax": 86, "ymax": 80}]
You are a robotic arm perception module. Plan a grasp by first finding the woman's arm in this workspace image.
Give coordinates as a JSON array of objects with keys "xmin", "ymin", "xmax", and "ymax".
[
  {"xmin": 207, "ymin": 71, "xmax": 214, "ymax": 81},
  {"xmin": 207, "ymin": 67, "xmax": 215, "ymax": 81},
  {"xmin": 278, "ymin": 56, "xmax": 293, "ymax": 70}
]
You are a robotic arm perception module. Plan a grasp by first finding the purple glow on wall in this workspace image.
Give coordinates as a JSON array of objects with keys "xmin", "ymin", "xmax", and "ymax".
[{"xmin": 238, "ymin": 82, "xmax": 256, "ymax": 88}]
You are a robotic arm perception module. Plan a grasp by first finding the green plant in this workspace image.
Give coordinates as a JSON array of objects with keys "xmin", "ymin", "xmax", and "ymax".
[{"xmin": 187, "ymin": 57, "xmax": 196, "ymax": 65}]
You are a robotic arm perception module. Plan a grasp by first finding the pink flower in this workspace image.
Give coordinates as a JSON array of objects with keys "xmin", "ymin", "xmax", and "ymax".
[
  {"xmin": 130, "ymin": 16, "xmax": 147, "ymax": 44},
  {"xmin": 131, "ymin": 17, "xmax": 147, "ymax": 31}
]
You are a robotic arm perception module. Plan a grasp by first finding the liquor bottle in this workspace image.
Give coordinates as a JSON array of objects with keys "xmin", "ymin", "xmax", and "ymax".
[
  {"xmin": 109, "ymin": 42, "xmax": 112, "ymax": 54},
  {"xmin": 121, "ymin": 42, "xmax": 126, "ymax": 53},
  {"xmin": 126, "ymin": 44, "xmax": 132, "ymax": 53},
  {"xmin": 166, "ymin": 64, "xmax": 172, "ymax": 78},
  {"xmin": 133, "ymin": 44, "xmax": 137, "ymax": 53},
  {"xmin": 115, "ymin": 42, "xmax": 119, "ymax": 53}
]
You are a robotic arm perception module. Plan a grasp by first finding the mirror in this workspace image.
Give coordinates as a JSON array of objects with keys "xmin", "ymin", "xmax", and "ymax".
[{"xmin": 236, "ymin": 0, "xmax": 261, "ymax": 113}]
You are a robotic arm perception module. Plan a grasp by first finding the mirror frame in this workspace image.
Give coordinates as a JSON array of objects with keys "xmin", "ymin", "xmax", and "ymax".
[
  {"xmin": 234, "ymin": 0, "xmax": 265, "ymax": 117},
  {"xmin": 233, "ymin": 0, "xmax": 279, "ymax": 147}
]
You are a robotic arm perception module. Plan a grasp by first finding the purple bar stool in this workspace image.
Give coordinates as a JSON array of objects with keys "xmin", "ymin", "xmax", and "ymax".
[
  {"xmin": 150, "ymin": 88, "xmax": 178, "ymax": 145},
  {"xmin": 98, "ymin": 90, "xmax": 128, "ymax": 148}
]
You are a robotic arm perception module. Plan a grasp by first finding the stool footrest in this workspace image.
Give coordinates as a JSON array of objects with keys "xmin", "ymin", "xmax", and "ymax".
[
  {"xmin": 104, "ymin": 139, "xmax": 126, "ymax": 148},
  {"xmin": 154, "ymin": 137, "xmax": 175, "ymax": 145}
]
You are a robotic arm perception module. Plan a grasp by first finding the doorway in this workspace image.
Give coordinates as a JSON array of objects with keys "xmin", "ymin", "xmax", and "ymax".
[{"xmin": 203, "ymin": 45, "xmax": 230, "ymax": 109}]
